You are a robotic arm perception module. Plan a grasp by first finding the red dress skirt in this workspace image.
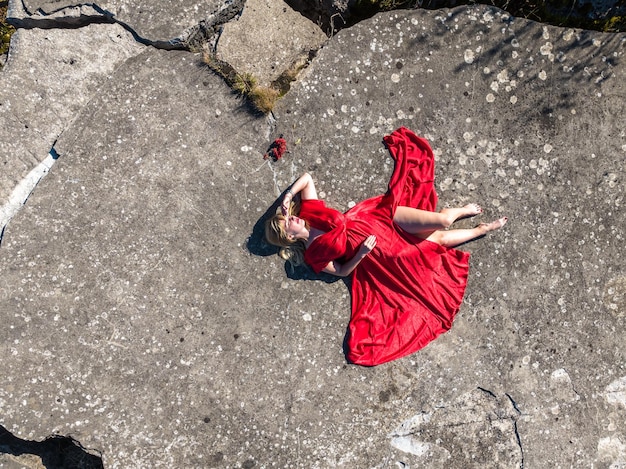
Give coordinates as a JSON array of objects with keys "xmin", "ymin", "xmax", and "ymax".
[{"xmin": 300, "ymin": 127, "xmax": 470, "ymax": 366}]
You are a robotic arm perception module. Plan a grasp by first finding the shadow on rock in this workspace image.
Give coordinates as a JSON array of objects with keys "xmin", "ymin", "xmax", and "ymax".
[
  {"xmin": 282, "ymin": 259, "xmax": 343, "ymax": 284},
  {"xmin": 247, "ymin": 190, "xmax": 341, "ymax": 285},
  {"xmin": 246, "ymin": 191, "xmax": 283, "ymax": 258},
  {"xmin": 0, "ymin": 424, "xmax": 103, "ymax": 469}
]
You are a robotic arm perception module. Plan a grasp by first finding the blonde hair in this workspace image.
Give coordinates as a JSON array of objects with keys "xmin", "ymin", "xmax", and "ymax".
[{"xmin": 264, "ymin": 199, "xmax": 307, "ymax": 266}]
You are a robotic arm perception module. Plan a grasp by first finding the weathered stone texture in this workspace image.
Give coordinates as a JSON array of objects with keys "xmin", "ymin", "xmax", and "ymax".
[
  {"xmin": 1, "ymin": 47, "xmax": 274, "ymax": 468},
  {"xmin": 217, "ymin": 0, "xmax": 327, "ymax": 86},
  {"xmin": 0, "ymin": 3, "xmax": 625, "ymax": 469},
  {"xmin": 12, "ymin": 0, "xmax": 227, "ymax": 43},
  {"xmin": 271, "ymin": 6, "xmax": 626, "ymax": 467},
  {"xmin": 0, "ymin": 24, "xmax": 144, "ymax": 207}
]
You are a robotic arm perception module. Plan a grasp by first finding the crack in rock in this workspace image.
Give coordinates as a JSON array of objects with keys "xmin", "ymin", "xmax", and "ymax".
[
  {"xmin": 9, "ymin": 0, "xmax": 116, "ymax": 29},
  {"xmin": 389, "ymin": 388, "xmax": 524, "ymax": 468},
  {"xmin": 181, "ymin": 0, "xmax": 247, "ymax": 51},
  {"xmin": 550, "ymin": 368, "xmax": 581, "ymax": 403},
  {"xmin": 505, "ymin": 394, "xmax": 525, "ymax": 469},
  {"xmin": 1, "ymin": 1, "xmax": 250, "ymax": 242},
  {"xmin": 8, "ymin": 0, "xmax": 246, "ymax": 50},
  {"xmin": 0, "ymin": 424, "xmax": 103, "ymax": 469}
]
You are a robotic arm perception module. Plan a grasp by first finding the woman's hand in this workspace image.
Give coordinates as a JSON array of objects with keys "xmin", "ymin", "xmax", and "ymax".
[
  {"xmin": 358, "ymin": 235, "xmax": 377, "ymax": 256},
  {"xmin": 281, "ymin": 190, "xmax": 294, "ymax": 215},
  {"xmin": 281, "ymin": 173, "xmax": 318, "ymax": 215},
  {"xmin": 323, "ymin": 234, "xmax": 377, "ymax": 277}
]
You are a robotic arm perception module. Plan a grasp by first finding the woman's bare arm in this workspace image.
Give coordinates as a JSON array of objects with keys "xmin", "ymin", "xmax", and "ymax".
[
  {"xmin": 281, "ymin": 173, "xmax": 317, "ymax": 215},
  {"xmin": 322, "ymin": 235, "xmax": 377, "ymax": 277}
]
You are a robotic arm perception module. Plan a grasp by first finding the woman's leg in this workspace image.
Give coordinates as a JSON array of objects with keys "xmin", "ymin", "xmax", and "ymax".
[
  {"xmin": 426, "ymin": 218, "xmax": 508, "ymax": 247},
  {"xmin": 394, "ymin": 203, "xmax": 482, "ymax": 236}
]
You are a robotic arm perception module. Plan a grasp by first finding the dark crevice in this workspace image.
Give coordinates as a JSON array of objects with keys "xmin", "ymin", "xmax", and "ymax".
[
  {"xmin": 6, "ymin": 13, "xmax": 114, "ymax": 29},
  {"xmin": 7, "ymin": 0, "xmax": 246, "ymax": 51},
  {"xmin": 0, "ymin": 424, "xmax": 104, "ymax": 469},
  {"xmin": 285, "ymin": 0, "xmax": 626, "ymax": 35},
  {"xmin": 505, "ymin": 393, "xmax": 524, "ymax": 469},
  {"xmin": 477, "ymin": 386, "xmax": 498, "ymax": 399},
  {"xmin": 505, "ymin": 392, "xmax": 522, "ymax": 414},
  {"xmin": 511, "ymin": 419, "xmax": 525, "ymax": 469},
  {"xmin": 50, "ymin": 145, "xmax": 60, "ymax": 160}
]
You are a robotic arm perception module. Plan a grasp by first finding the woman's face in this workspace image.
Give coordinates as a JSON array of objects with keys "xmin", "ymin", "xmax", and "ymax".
[{"xmin": 283, "ymin": 215, "xmax": 307, "ymax": 240}]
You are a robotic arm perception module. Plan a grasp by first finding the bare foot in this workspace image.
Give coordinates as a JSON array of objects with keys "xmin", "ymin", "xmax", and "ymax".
[
  {"xmin": 479, "ymin": 217, "xmax": 508, "ymax": 233},
  {"xmin": 463, "ymin": 203, "xmax": 483, "ymax": 217},
  {"xmin": 441, "ymin": 203, "xmax": 483, "ymax": 223}
]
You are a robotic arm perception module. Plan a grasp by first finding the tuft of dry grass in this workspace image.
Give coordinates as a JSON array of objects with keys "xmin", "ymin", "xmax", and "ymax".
[
  {"xmin": 203, "ymin": 51, "xmax": 282, "ymax": 114},
  {"xmin": 248, "ymin": 86, "xmax": 280, "ymax": 114},
  {"xmin": 232, "ymin": 72, "xmax": 257, "ymax": 95},
  {"xmin": 271, "ymin": 52, "xmax": 316, "ymax": 97}
]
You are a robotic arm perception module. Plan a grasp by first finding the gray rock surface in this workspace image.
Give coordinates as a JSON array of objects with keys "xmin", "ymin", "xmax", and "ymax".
[
  {"xmin": 217, "ymin": 0, "xmax": 327, "ymax": 86},
  {"xmin": 1, "ymin": 0, "xmax": 323, "ymax": 236},
  {"xmin": 11, "ymin": 0, "xmax": 227, "ymax": 44},
  {"xmin": 271, "ymin": 7, "xmax": 626, "ymax": 466},
  {"xmin": 0, "ymin": 24, "xmax": 144, "ymax": 223},
  {"xmin": 1, "ymin": 3, "xmax": 625, "ymax": 469}
]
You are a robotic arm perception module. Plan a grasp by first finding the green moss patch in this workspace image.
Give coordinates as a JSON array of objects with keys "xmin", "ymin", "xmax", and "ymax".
[{"xmin": 1, "ymin": 0, "xmax": 16, "ymax": 61}]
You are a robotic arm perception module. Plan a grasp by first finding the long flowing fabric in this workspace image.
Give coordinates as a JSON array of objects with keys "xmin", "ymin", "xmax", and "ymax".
[{"xmin": 301, "ymin": 127, "xmax": 470, "ymax": 366}]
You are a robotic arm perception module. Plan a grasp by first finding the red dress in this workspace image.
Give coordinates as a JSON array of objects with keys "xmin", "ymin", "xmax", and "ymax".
[{"xmin": 300, "ymin": 127, "xmax": 470, "ymax": 366}]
